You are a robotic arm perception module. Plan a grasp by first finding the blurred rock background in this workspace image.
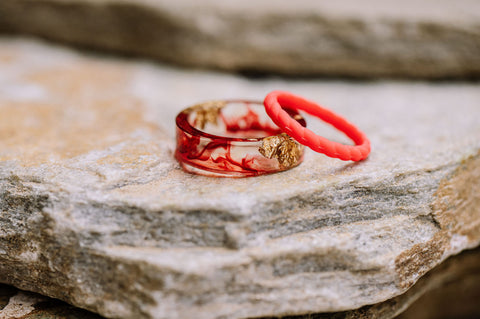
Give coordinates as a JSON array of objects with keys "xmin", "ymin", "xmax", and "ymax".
[
  {"xmin": 0, "ymin": 1, "xmax": 479, "ymax": 319},
  {"xmin": 1, "ymin": 0, "xmax": 479, "ymax": 79}
]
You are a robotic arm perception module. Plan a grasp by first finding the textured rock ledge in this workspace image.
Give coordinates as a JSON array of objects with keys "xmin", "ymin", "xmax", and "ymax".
[
  {"xmin": 2, "ymin": 246, "xmax": 480, "ymax": 319},
  {"xmin": 0, "ymin": 38, "xmax": 480, "ymax": 319},
  {"xmin": 1, "ymin": 0, "xmax": 480, "ymax": 78}
]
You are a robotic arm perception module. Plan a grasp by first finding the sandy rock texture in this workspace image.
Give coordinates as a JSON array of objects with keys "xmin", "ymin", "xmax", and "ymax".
[
  {"xmin": 0, "ymin": 0, "xmax": 480, "ymax": 78},
  {"xmin": 0, "ymin": 38, "xmax": 479, "ymax": 319}
]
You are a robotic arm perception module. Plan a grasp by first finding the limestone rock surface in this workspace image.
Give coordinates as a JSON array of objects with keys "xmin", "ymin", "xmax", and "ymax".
[
  {"xmin": 1, "ymin": 0, "xmax": 480, "ymax": 78},
  {"xmin": 0, "ymin": 38, "xmax": 480, "ymax": 319}
]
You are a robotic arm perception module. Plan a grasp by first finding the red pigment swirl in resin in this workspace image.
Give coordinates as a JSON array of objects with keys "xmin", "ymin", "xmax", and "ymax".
[{"xmin": 175, "ymin": 101, "xmax": 305, "ymax": 177}]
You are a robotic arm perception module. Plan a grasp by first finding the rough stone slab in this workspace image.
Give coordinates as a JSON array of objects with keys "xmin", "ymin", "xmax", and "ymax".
[
  {"xmin": 1, "ymin": 0, "xmax": 480, "ymax": 78},
  {"xmin": 0, "ymin": 38, "xmax": 479, "ymax": 319},
  {"xmin": 1, "ymin": 247, "xmax": 480, "ymax": 319}
]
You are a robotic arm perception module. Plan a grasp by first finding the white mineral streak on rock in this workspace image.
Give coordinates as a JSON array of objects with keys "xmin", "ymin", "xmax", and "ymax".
[{"xmin": 0, "ymin": 38, "xmax": 479, "ymax": 319}]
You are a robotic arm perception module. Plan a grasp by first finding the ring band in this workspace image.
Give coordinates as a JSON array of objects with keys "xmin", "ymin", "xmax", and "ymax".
[
  {"xmin": 175, "ymin": 100, "xmax": 307, "ymax": 177},
  {"xmin": 264, "ymin": 91, "xmax": 371, "ymax": 161}
]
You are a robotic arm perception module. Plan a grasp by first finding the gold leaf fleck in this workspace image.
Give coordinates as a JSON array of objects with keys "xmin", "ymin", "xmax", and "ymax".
[
  {"xmin": 188, "ymin": 101, "xmax": 226, "ymax": 130},
  {"xmin": 259, "ymin": 133, "xmax": 303, "ymax": 169}
]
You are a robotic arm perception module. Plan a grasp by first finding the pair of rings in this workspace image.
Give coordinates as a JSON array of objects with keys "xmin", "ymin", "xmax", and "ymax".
[{"xmin": 175, "ymin": 91, "xmax": 370, "ymax": 177}]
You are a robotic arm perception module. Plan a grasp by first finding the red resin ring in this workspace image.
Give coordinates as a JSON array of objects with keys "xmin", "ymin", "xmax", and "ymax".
[
  {"xmin": 264, "ymin": 91, "xmax": 371, "ymax": 161},
  {"xmin": 175, "ymin": 100, "xmax": 307, "ymax": 177}
]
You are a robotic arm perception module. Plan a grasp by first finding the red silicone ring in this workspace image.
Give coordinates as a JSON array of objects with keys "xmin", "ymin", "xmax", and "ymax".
[{"xmin": 264, "ymin": 91, "xmax": 371, "ymax": 161}]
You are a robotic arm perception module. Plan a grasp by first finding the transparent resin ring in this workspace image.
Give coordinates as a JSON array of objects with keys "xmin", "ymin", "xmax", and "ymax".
[{"xmin": 175, "ymin": 100, "xmax": 306, "ymax": 177}]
